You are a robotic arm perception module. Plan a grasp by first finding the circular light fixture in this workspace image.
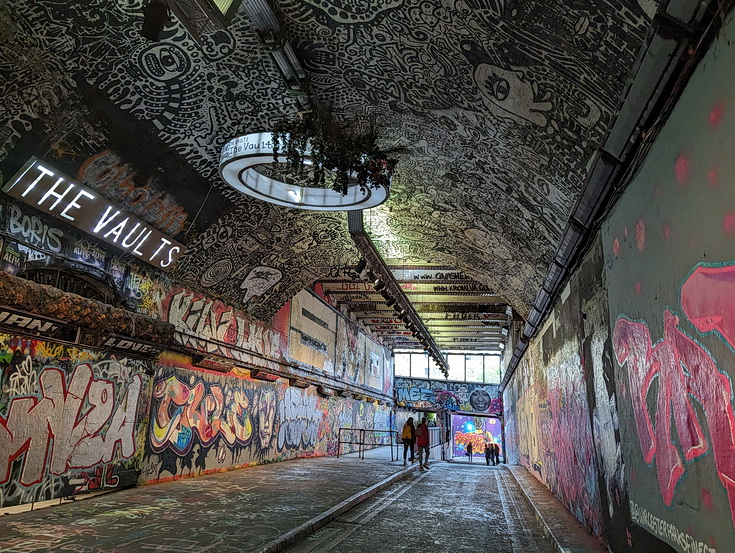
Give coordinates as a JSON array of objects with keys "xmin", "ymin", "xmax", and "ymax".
[{"xmin": 220, "ymin": 133, "xmax": 390, "ymax": 211}]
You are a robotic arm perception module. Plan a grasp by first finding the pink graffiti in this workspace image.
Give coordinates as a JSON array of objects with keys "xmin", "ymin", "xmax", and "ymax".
[
  {"xmin": 681, "ymin": 264, "xmax": 735, "ymax": 349},
  {"xmin": 613, "ymin": 312, "xmax": 735, "ymax": 527},
  {"xmin": 489, "ymin": 397, "xmax": 503, "ymax": 415},
  {"xmin": 546, "ymin": 372, "xmax": 601, "ymax": 535},
  {"xmin": 434, "ymin": 390, "xmax": 460, "ymax": 410},
  {"xmin": 151, "ymin": 376, "xmax": 253, "ymax": 454},
  {"xmin": 0, "ymin": 365, "xmax": 142, "ymax": 487}
]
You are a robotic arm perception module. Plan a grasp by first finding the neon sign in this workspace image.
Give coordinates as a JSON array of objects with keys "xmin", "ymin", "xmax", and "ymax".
[{"xmin": 3, "ymin": 158, "xmax": 185, "ymax": 271}]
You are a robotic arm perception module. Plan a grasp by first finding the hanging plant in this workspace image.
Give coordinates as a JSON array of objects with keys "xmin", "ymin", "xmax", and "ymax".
[{"xmin": 271, "ymin": 111, "xmax": 399, "ymax": 196}]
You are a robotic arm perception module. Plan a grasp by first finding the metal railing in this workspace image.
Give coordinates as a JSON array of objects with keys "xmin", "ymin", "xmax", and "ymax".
[{"xmin": 337, "ymin": 428, "xmax": 399, "ymax": 460}]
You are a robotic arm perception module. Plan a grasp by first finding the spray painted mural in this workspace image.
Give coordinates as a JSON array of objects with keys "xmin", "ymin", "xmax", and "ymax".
[
  {"xmin": 394, "ymin": 377, "xmax": 501, "ymax": 414},
  {"xmin": 602, "ymin": 14, "xmax": 735, "ymax": 553},
  {"xmin": 505, "ymin": 241, "xmax": 606, "ymax": 539},
  {"xmin": 158, "ymin": 285, "xmax": 288, "ymax": 371},
  {"xmin": 452, "ymin": 415, "xmax": 502, "ymax": 459},
  {"xmin": 505, "ymin": 235, "xmax": 679, "ymax": 552},
  {"xmin": 143, "ymin": 354, "xmax": 392, "ymax": 482},
  {"xmin": 0, "ymin": 334, "xmax": 152, "ymax": 507}
]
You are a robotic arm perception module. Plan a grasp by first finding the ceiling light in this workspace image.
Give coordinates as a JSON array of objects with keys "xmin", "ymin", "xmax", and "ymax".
[
  {"xmin": 220, "ymin": 133, "xmax": 389, "ymax": 211},
  {"xmin": 374, "ymin": 280, "xmax": 386, "ymax": 292}
]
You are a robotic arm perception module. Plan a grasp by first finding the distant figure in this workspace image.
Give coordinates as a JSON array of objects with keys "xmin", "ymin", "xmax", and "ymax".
[
  {"xmin": 466, "ymin": 442, "xmax": 474, "ymax": 462},
  {"xmin": 493, "ymin": 443, "xmax": 501, "ymax": 465},
  {"xmin": 416, "ymin": 417, "xmax": 430, "ymax": 471},
  {"xmin": 484, "ymin": 443, "xmax": 492, "ymax": 466},
  {"xmin": 401, "ymin": 417, "xmax": 416, "ymax": 466}
]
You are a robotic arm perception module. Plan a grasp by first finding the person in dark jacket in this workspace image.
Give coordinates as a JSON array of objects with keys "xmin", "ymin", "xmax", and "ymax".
[
  {"xmin": 484, "ymin": 443, "xmax": 493, "ymax": 465},
  {"xmin": 416, "ymin": 417, "xmax": 430, "ymax": 470},
  {"xmin": 493, "ymin": 442, "xmax": 501, "ymax": 465},
  {"xmin": 401, "ymin": 417, "xmax": 416, "ymax": 466}
]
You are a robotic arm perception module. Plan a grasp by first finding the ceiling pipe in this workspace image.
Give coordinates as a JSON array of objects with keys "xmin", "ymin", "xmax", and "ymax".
[{"xmin": 348, "ymin": 211, "xmax": 449, "ymax": 378}]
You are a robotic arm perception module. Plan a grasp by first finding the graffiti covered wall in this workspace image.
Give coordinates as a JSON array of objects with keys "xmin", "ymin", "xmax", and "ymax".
[
  {"xmin": 505, "ymin": 240, "xmax": 605, "ymax": 538},
  {"xmin": 506, "ymin": 12, "xmax": 735, "ymax": 553},
  {"xmin": 602, "ymin": 11, "xmax": 735, "ymax": 553},
  {"xmin": 143, "ymin": 353, "xmax": 392, "ymax": 482},
  {"xmin": 0, "ymin": 334, "xmax": 152, "ymax": 508},
  {"xmin": 394, "ymin": 377, "xmax": 501, "ymax": 414}
]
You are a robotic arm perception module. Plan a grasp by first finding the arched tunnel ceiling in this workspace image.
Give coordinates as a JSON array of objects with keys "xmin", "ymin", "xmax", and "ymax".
[{"xmin": 0, "ymin": 0, "xmax": 655, "ymax": 351}]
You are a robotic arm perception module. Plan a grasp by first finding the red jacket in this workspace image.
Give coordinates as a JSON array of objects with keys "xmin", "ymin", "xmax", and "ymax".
[{"xmin": 415, "ymin": 422, "xmax": 429, "ymax": 447}]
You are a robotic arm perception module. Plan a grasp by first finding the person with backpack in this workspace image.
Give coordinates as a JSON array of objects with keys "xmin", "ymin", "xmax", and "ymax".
[
  {"xmin": 401, "ymin": 417, "xmax": 416, "ymax": 465},
  {"xmin": 416, "ymin": 417, "xmax": 430, "ymax": 471}
]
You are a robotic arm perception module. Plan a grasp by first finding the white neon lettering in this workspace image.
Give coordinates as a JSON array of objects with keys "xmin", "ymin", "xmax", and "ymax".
[
  {"xmin": 59, "ymin": 189, "xmax": 95, "ymax": 221},
  {"xmin": 160, "ymin": 245, "xmax": 180, "ymax": 268},
  {"xmin": 104, "ymin": 217, "xmax": 129, "ymax": 242},
  {"xmin": 133, "ymin": 229, "xmax": 152, "ymax": 255},
  {"xmin": 93, "ymin": 206, "xmax": 121, "ymax": 233},
  {"xmin": 38, "ymin": 177, "xmax": 74, "ymax": 211},
  {"xmin": 149, "ymin": 237, "xmax": 171, "ymax": 261},
  {"xmin": 20, "ymin": 165, "xmax": 55, "ymax": 197},
  {"xmin": 121, "ymin": 222, "xmax": 143, "ymax": 247}
]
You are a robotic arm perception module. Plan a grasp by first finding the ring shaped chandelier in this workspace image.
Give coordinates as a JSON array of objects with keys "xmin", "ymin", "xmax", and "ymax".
[{"xmin": 220, "ymin": 132, "xmax": 390, "ymax": 211}]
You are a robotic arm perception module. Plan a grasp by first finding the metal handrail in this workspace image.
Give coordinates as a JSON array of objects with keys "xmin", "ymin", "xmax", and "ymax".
[{"xmin": 337, "ymin": 427, "xmax": 399, "ymax": 460}]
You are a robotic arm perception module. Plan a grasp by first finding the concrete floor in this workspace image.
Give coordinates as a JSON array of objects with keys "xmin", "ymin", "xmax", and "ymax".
[
  {"xmin": 284, "ymin": 463, "xmax": 553, "ymax": 553},
  {"xmin": 0, "ymin": 448, "xmax": 600, "ymax": 553}
]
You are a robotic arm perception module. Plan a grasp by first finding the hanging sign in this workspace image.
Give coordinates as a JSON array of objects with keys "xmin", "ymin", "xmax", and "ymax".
[
  {"xmin": 2, "ymin": 158, "xmax": 185, "ymax": 271},
  {"xmin": 0, "ymin": 307, "xmax": 77, "ymax": 341}
]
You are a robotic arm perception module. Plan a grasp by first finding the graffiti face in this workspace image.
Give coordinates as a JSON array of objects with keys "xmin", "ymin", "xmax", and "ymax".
[
  {"xmin": 138, "ymin": 44, "xmax": 190, "ymax": 81},
  {"xmin": 258, "ymin": 389, "xmax": 276, "ymax": 446},
  {"xmin": 394, "ymin": 377, "xmax": 502, "ymax": 414},
  {"xmin": 460, "ymin": 40, "xmax": 552, "ymax": 127},
  {"xmin": 469, "ymin": 389, "xmax": 491, "ymax": 411},
  {"xmin": 240, "ymin": 266, "xmax": 282, "ymax": 303}
]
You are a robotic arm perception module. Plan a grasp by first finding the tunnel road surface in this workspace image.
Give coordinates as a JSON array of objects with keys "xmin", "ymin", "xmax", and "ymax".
[{"xmin": 283, "ymin": 462, "xmax": 555, "ymax": 553}]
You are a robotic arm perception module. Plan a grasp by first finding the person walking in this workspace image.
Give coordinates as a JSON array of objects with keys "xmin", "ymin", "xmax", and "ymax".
[
  {"xmin": 467, "ymin": 442, "xmax": 474, "ymax": 463},
  {"xmin": 484, "ymin": 443, "xmax": 492, "ymax": 466},
  {"xmin": 416, "ymin": 417, "xmax": 430, "ymax": 471},
  {"xmin": 401, "ymin": 417, "xmax": 416, "ymax": 466},
  {"xmin": 493, "ymin": 442, "xmax": 501, "ymax": 465}
]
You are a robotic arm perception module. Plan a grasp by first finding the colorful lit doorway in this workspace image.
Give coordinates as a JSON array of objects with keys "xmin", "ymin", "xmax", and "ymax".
[{"xmin": 451, "ymin": 415, "xmax": 502, "ymax": 460}]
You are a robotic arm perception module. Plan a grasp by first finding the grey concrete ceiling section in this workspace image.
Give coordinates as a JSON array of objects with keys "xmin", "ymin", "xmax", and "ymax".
[{"xmin": 0, "ymin": 1, "xmax": 652, "ymax": 348}]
